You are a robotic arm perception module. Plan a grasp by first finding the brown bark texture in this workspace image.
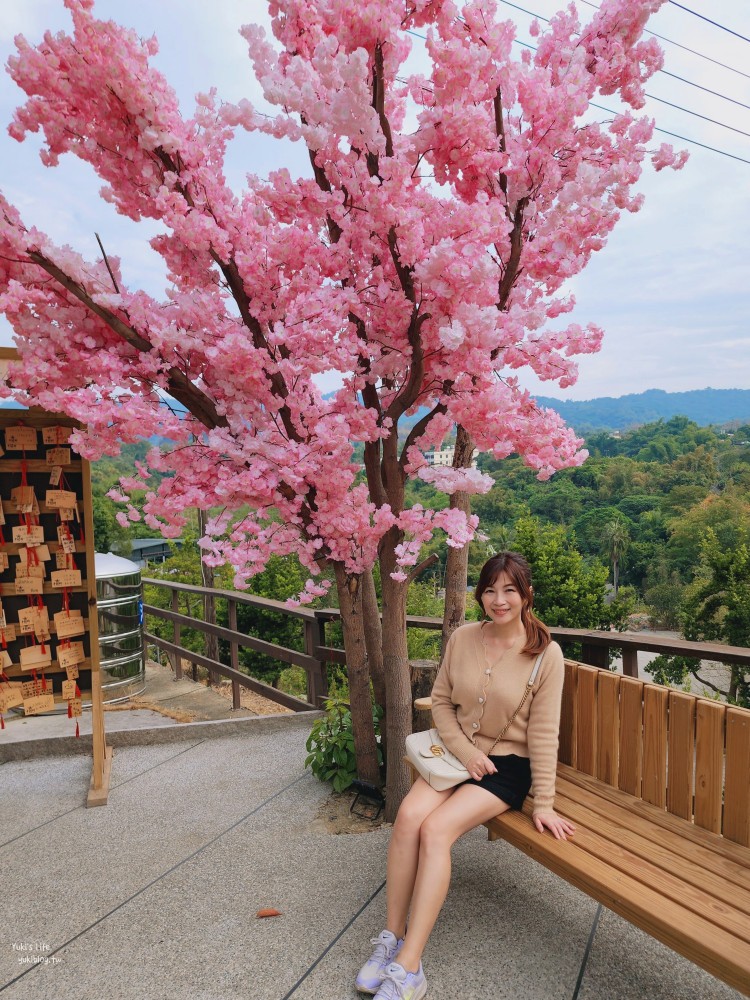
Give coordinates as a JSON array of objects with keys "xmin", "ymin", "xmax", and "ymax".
[
  {"xmin": 333, "ymin": 563, "xmax": 381, "ymax": 787},
  {"xmin": 362, "ymin": 566, "xmax": 386, "ymax": 712},
  {"xmin": 379, "ymin": 541, "xmax": 414, "ymax": 823},
  {"xmin": 441, "ymin": 425, "xmax": 475, "ymax": 653}
]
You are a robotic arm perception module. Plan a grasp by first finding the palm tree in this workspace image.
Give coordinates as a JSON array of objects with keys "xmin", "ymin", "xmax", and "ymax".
[{"xmin": 602, "ymin": 520, "xmax": 630, "ymax": 598}]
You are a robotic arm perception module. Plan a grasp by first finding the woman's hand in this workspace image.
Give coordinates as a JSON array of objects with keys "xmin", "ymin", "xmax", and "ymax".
[
  {"xmin": 466, "ymin": 752, "xmax": 497, "ymax": 781},
  {"xmin": 533, "ymin": 811, "xmax": 576, "ymax": 840}
]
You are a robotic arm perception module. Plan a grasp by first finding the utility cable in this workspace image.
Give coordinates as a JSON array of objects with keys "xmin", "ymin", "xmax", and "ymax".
[
  {"xmin": 497, "ymin": 0, "xmax": 750, "ymax": 112},
  {"xmin": 589, "ymin": 102, "xmax": 750, "ymax": 165},
  {"xmin": 577, "ymin": 0, "xmax": 750, "ymax": 81},
  {"xmin": 668, "ymin": 1, "xmax": 750, "ymax": 45},
  {"xmin": 406, "ymin": 23, "xmax": 750, "ymax": 167}
]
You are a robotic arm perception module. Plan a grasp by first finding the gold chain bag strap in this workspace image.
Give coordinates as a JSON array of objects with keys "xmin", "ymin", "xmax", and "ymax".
[
  {"xmin": 405, "ymin": 649, "xmax": 546, "ymax": 791},
  {"xmin": 483, "ymin": 649, "xmax": 546, "ymax": 755}
]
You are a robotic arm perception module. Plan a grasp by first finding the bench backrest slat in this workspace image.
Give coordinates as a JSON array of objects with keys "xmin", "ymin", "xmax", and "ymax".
[
  {"xmin": 724, "ymin": 708, "xmax": 750, "ymax": 847},
  {"xmin": 694, "ymin": 701, "xmax": 725, "ymax": 834},
  {"xmin": 596, "ymin": 671, "xmax": 620, "ymax": 785},
  {"xmin": 560, "ymin": 661, "xmax": 750, "ymax": 845},
  {"xmin": 667, "ymin": 691, "xmax": 696, "ymax": 821},
  {"xmin": 618, "ymin": 676, "xmax": 644, "ymax": 797},
  {"xmin": 643, "ymin": 685, "xmax": 668, "ymax": 808},
  {"xmin": 559, "ymin": 660, "xmax": 577, "ymax": 767},
  {"xmin": 575, "ymin": 665, "xmax": 598, "ymax": 776}
]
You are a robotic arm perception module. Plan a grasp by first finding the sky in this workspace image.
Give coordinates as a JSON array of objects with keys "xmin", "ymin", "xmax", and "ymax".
[{"xmin": 0, "ymin": 0, "xmax": 748, "ymax": 403}]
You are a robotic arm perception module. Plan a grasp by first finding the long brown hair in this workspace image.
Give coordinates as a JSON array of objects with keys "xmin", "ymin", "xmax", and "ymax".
[{"xmin": 474, "ymin": 551, "xmax": 550, "ymax": 656}]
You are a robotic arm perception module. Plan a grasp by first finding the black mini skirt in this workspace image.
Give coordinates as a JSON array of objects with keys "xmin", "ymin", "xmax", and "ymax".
[{"xmin": 465, "ymin": 754, "xmax": 532, "ymax": 810}]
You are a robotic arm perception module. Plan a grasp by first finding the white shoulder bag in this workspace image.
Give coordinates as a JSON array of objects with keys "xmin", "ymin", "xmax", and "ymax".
[{"xmin": 404, "ymin": 650, "xmax": 545, "ymax": 791}]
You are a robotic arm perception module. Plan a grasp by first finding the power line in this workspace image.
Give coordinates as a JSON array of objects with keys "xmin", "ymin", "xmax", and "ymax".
[
  {"xmin": 404, "ymin": 20, "xmax": 750, "ymax": 167},
  {"xmin": 660, "ymin": 68, "xmax": 750, "ymax": 112},
  {"xmin": 645, "ymin": 94, "xmax": 750, "ymax": 141},
  {"xmin": 668, "ymin": 1, "xmax": 750, "ymax": 45},
  {"xmin": 577, "ymin": 0, "xmax": 750, "ymax": 82},
  {"xmin": 498, "ymin": 0, "xmax": 750, "ymax": 109},
  {"xmin": 590, "ymin": 102, "xmax": 750, "ymax": 165}
]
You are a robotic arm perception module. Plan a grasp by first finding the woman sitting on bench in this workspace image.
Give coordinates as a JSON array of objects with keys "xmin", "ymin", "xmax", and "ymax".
[{"xmin": 356, "ymin": 551, "xmax": 576, "ymax": 1000}]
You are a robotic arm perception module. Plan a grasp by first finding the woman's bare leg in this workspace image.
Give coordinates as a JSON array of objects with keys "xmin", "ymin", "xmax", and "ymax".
[
  {"xmin": 395, "ymin": 785, "xmax": 508, "ymax": 972},
  {"xmin": 385, "ymin": 778, "xmax": 453, "ymax": 939}
]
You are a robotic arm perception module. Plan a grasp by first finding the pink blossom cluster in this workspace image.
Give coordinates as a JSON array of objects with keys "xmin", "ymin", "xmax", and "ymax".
[{"xmin": 0, "ymin": 0, "xmax": 685, "ymax": 595}]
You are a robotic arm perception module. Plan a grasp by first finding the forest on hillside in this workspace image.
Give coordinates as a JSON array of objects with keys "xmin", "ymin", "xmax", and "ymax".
[{"xmin": 93, "ymin": 416, "xmax": 750, "ymax": 706}]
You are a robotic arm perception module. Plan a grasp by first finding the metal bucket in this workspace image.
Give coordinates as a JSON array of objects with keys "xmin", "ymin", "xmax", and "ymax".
[{"xmin": 95, "ymin": 552, "xmax": 146, "ymax": 702}]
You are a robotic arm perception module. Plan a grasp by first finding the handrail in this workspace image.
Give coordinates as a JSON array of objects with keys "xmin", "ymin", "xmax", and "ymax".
[{"xmin": 142, "ymin": 577, "xmax": 750, "ymax": 691}]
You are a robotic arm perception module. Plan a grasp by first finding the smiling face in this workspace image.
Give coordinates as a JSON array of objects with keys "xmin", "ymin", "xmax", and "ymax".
[{"xmin": 480, "ymin": 570, "xmax": 525, "ymax": 628}]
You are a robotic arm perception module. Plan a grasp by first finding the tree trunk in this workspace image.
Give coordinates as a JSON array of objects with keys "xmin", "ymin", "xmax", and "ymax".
[
  {"xmin": 333, "ymin": 562, "xmax": 381, "ymax": 787},
  {"xmin": 362, "ymin": 565, "xmax": 387, "ymax": 756},
  {"xmin": 198, "ymin": 507, "xmax": 219, "ymax": 684},
  {"xmin": 441, "ymin": 425, "xmax": 475, "ymax": 652},
  {"xmin": 613, "ymin": 558, "xmax": 619, "ymax": 598},
  {"xmin": 380, "ymin": 536, "xmax": 413, "ymax": 822}
]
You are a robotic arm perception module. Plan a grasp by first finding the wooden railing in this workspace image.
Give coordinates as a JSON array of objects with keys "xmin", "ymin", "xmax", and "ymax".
[{"xmin": 142, "ymin": 578, "xmax": 750, "ymax": 713}]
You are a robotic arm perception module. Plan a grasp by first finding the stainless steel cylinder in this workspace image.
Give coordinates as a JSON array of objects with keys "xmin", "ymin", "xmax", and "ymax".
[{"xmin": 95, "ymin": 552, "xmax": 146, "ymax": 702}]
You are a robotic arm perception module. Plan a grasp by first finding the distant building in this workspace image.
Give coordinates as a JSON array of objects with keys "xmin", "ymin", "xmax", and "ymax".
[
  {"xmin": 128, "ymin": 537, "xmax": 182, "ymax": 568},
  {"xmin": 424, "ymin": 445, "xmax": 478, "ymax": 468}
]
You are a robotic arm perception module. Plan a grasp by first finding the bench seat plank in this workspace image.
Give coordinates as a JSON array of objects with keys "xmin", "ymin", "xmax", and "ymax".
[
  {"xmin": 485, "ymin": 807, "xmax": 750, "ymax": 995},
  {"xmin": 555, "ymin": 777, "xmax": 750, "ymax": 896},
  {"xmin": 559, "ymin": 763, "xmax": 750, "ymax": 868},
  {"xmin": 551, "ymin": 791, "xmax": 750, "ymax": 935}
]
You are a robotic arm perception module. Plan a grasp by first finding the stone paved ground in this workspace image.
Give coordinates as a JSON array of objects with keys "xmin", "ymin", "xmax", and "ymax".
[{"xmin": 0, "ymin": 713, "xmax": 743, "ymax": 1000}]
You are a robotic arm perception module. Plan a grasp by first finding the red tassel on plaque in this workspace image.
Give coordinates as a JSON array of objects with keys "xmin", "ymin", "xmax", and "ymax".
[
  {"xmin": 1, "ymin": 715, "xmax": 4, "ymax": 730},
  {"xmin": 75, "ymin": 684, "xmax": 81, "ymax": 698},
  {"xmin": 67, "ymin": 701, "xmax": 72, "ymax": 719},
  {"xmin": 75, "ymin": 721, "xmax": 80, "ymax": 738}
]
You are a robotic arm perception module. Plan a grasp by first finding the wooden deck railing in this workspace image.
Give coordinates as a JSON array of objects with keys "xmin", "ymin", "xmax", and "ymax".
[{"xmin": 142, "ymin": 578, "xmax": 750, "ymax": 713}]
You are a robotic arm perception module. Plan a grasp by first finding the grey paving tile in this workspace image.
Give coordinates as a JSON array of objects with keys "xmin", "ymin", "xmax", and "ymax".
[
  {"xmin": 292, "ymin": 834, "xmax": 597, "ymax": 1000},
  {"xmin": 0, "ymin": 774, "xmax": 387, "ymax": 1000},
  {"xmin": 0, "ymin": 730, "xmax": 313, "ymax": 985},
  {"xmin": 576, "ymin": 905, "xmax": 744, "ymax": 1000}
]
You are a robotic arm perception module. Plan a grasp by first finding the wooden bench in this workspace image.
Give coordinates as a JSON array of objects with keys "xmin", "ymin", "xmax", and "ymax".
[{"xmin": 412, "ymin": 661, "xmax": 750, "ymax": 995}]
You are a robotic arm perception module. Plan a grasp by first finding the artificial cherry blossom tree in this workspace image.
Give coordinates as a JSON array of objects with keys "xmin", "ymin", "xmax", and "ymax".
[{"xmin": 0, "ymin": 0, "xmax": 685, "ymax": 817}]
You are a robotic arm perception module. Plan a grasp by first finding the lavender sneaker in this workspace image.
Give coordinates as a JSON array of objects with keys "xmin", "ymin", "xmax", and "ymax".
[
  {"xmin": 355, "ymin": 930, "xmax": 403, "ymax": 994},
  {"xmin": 373, "ymin": 961, "xmax": 427, "ymax": 1000}
]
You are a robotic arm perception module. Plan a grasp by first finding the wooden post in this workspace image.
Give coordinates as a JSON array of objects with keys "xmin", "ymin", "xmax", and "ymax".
[
  {"xmin": 622, "ymin": 648, "xmax": 639, "ymax": 678},
  {"xmin": 171, "ymin": 588, "xmax": 182, "ymax": 679},
  {"xmin": 581, "ymin": 642, "xmax": 609, "ymax": 670},
  {"xmin": 80, "ymin": 449, "xmax": 112, "ymax": 806},
  {"xmin": 305, "ymin": 615, "xmax": 328, "ymax": 706},
  {"xmin": 228, "ymin": 598, "xmax": 241, "ymax": 710}
]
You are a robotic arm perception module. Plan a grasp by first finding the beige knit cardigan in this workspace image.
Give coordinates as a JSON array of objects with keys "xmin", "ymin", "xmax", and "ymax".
[{"xmin": 430, "ymin": 621, "xmax": 565, "ymax": 815}]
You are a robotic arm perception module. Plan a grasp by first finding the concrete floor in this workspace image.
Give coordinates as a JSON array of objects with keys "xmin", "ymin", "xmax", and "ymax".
[{"xmin": 1, "ymin": 713, "xmax": 745, "ymax": 1000}]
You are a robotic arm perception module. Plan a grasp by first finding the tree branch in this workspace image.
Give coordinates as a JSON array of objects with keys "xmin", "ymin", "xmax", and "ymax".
[
  {"xmin": 399, "ymin": 399, "xmax": 448, "ymax": 470},
  {"xmin": 406, "ymin": 552, "xmax": 439, "ymax": 585},
  {"xmin": 28, "ymin": 251, "xmax": 228, "ymax": 431}
]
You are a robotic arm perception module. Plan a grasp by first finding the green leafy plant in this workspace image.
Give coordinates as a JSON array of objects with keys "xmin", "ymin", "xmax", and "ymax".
[{"xmin": 305, "ymin": 697, "xmax": 383, "ymax": 793}]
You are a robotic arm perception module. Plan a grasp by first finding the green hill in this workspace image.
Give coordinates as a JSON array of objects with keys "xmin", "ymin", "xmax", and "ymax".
[{"xmin": 535, "ymin": 388, "xmax": 750, "ymax": 432}]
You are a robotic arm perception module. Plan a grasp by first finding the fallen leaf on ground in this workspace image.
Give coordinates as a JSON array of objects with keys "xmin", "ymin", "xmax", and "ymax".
[{"xmin": 256, "ymin": 908, "xmax": 282, "ymax": 918}]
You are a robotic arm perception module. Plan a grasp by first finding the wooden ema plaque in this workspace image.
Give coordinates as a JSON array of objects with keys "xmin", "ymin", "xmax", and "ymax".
[{"xmin": 0, "ymin": 353, "xmax": 112, "ymax": 807}]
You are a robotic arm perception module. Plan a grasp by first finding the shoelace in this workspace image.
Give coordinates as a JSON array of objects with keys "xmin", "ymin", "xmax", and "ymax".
[
  {"xmin": 369, "ymin": 936, "xmax": 391, "ymax": 961},
  {"xmin": 377, "ymin": 966, "xmax": 408, "ymax": 999}
]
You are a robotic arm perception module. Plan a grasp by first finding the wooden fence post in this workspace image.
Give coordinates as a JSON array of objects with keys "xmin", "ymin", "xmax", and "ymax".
[
  {"xmin": 581, "ymin": 642, "xmax": 609, "ymax": 670},
  {"xmin": 305, "ymin": 615, "xmax": 328, "ymax": 707},
  {"xmin": 228, "ymin": 598, "xmax": 241, "ymax": 710},
  {"xmin": 622, "ymin": 648, "xmax": 639, "ymax": 678},
  {"xmin": 171, "ymin": 588, "xmax": 182, "ymax": 680}
]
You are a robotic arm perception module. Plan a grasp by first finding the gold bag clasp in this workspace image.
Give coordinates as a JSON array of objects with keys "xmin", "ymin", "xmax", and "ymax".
[{"xmin": 430, "ymin": 745, "xmax": 444, "ymax": 757}]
